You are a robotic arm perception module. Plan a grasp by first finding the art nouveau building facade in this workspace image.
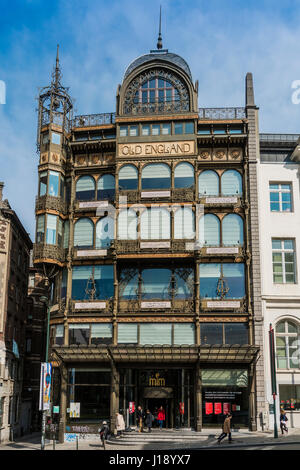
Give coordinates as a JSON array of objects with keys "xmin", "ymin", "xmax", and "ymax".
[
  {"xmin": 259, "ymin": 134, "xmax": 300, "ymax": 429},
  {"xmin": 33, "ymin": 44, "xmax": 265, "ymax": 441}
]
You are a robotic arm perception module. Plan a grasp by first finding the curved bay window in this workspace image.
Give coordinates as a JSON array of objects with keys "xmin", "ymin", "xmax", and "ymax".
[
  {"xmin": 119, "ymin": 267, "xmax": 194, "ymax": 301},
  {"xmin": 123, "ymin": 69, "xmax": 190, "ymax": 115},
  {"xmin": 276, "ymin": 320, "xmax": 300, "ymax": 369},
  {"xmin": 200, "ymin": 263, "xmax": 245, "ymax": 299}
]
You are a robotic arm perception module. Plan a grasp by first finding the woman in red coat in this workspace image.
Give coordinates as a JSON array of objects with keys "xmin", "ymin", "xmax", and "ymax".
[{"xmin": 157, "ymin": 406, "xmax": 165, "ymax": 430}]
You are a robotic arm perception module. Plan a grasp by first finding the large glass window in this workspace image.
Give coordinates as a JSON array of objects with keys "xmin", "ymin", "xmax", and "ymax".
[
  {"xmin": 141, "ymin": 268, "xmax": 172, "ymax": 300},
  {"xmin": 69, "ymin": 324, "xmax": 90, "ymax": 346},
  {"xmin": 91, "ymin": 324, "xmax": 112, "ymax": 345},
  {"xmin": 276, "ymin": 320, "xmax": 300, "ymax": 369},
  {"xmin": 118, "ymin": 324, "xmax": 138, "ymax": 344},
  {"xmin": 119, "ymin": 165, "xmax": 138, "ymax": 190},
  {"xmin": 36, "ymin": 215, "xmax": 45, "ymax": 243},
  {"xmin": 141, "ymin": 208, "xmax": 170, "ymax": 240},
  {"xmin": 174, "ymin": 162, "xmax": 194, "ymax": 188},
  {"xmin": 141, "ymin": 163, "xmax": 171, "ymax": 190},
  {"xmin": 221, "ymin": 170, "xmax": 242, "ymax": 196},
  {"xmin": 222, "ymin": 214, "xmax": 244, "ymax": 246},
  {"xmin": 174, "ymin": 324, "xmax": 195, "ymax": 345},
  {"xmin": 140, "ymin": 324, "xmax": 172, "ymax": 345},
  {"xmin": 279, "ymin": 385, "xmax": 300, "ymax": 411},
  {"xmin": 199, "ymin": 214, "xmax": 220, "ymax": 246},
  {"xmin": 200, "ymin": 263, "xmax": 245, "ymax": 299},
  {"xmin": 270, "ymin": 183, "xmax": 292, "ymax": 212},
  {"xmin": 76, "ymin": 176, "xmax": 95, "ymax": 201},
  {"xmin": 119, "ymin": 269, "xmax": 139, "ymax": 300},
  {"xmin": 198, "ymin": 170, "xmax": 219, "ymax": 196},
  {"xmin": 134, "ymin": 78, "xmax": 180, "ymax": 105},
  {"xmin": 72, "ymin": 265, "xmax": 114, "ymax": 300},
  {"xmin": 74, "ymin": 218, "xmax": 94, "ymax": 249},
  {"xmin": 39, "ymin": 172, "xmax": 48, "ymax": 196},
  {"xmin": 96, "ymin": 217, "xmax": 114, "ymax": 248},
  {"xmin": 174, "ymin": 207, "xmax": 195, "ymax": 239},
  {"xmin": 46, "ymin": 214, "xmax": 58, "ymax": 245},
  {"xmin": 48, "ymin": 171, "xmax": 59, "ymax": 197},
  {"xmin": 97, "ymin": 174, "xmax": 115, "ymax": 200},
  {"xmin": 272, "ymin": 239, "xmax": 296, "ymax": 284},
  {"xmin": 118, "ymin": 210, "xmax": 138, "ymax": 240}
]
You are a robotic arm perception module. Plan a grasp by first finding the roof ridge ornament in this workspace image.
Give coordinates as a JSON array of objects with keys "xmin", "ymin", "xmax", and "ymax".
[
  {"xmin": 157, "ymin": 6, "xmax": 163, "ymax": 50},
  {"xmin": 52, "ymin": 44, "xmax": 62, "ymax": 90}
]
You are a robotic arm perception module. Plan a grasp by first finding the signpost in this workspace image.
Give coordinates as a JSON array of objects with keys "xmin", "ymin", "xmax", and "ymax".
[{"xmin": 269, "ymin": 324, "xmax": 278, "ymax": 438}]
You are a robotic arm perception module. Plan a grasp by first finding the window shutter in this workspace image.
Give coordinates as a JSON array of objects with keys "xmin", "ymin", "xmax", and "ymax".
[
  {"xmin": 198, "ymin": 170, "xmax": 219, "ymax": 196},
  {"xmin": 97, "ymin": 174, "xmax": 115, "ymax": 190},
  {"xmin": 74, "ymin": 218, "xmax": 94, "ymax": 248},
  {"xmin": 199, "ymin": 214, "xmax": 220, "ymax": 245},
  {"xmin": 174, "ymin": 324, "xmax": 195, "ymax": 345},
  {"xmin": 141, "ymin": 208, "xmax": 170, "ymax": 239},
  {"xmin": 142, "ymin": 164, "xmax": 171, "ymax": 189},
  {"xmin": 118, "ymin": 210, "xmax": 138, "ymax": 240},
  {"xmin": 174, "ymin": 207, "xmax": 195, "ymax": 239},
  {"xmin": 76, "ymin": 176, "xmax": 95, "ymax": 192},
  {"xmin": 222, "ymin": 214, "xmax": 243, "ymax": 246},
  {"xmin": 91, "ymin": 324, "xmax": 112, "ymax": 338},
  {"xmin": 174, "ymin": 162, "xmax": 194, "ymax": 188},
  {"xmin": 140, "ymin": 324, "xmax": 172, "ymax": 345},
  {"xmin": 119, "ymin": 165, "xmax": 138, "ymax": 189},
  {"xmin": 118, "ymin": 324, "xmax": 138, "ymax": 343},
  {"xmin": 221, "ymin": 170, "xmax": 242, "ymax": 196}
]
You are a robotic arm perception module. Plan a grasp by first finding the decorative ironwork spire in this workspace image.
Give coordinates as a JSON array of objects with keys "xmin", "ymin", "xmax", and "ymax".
[
  {"xmin": 52, "ymin": 44, "xmax": 62, "ymax": 89},
  {"xmin": 157, "ymin": 6, "xmax": 163, "ymax": 50}
]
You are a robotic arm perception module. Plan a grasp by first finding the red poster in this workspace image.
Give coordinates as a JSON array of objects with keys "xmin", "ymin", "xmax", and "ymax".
[
  {"xmin": 214, "ymin": 403, "xmax": 222, "ymax": 415},
  {"xmin": 179, "ymin": 402, "xmax": 184, "ymax": 415},
  {"xmin": 232, "ymin": 404, "xmax": 237, "ymax": 412},
  {"xmin": 205, "ymin": 402, "xmax": 213, "ymax": 415},
  {"xmin": 223, "ymin": 403, "xmax": 231, "ymax": 414},
  {"xmin": 129, "ymin": 402, "xmax": 135, "ymax": 414}
]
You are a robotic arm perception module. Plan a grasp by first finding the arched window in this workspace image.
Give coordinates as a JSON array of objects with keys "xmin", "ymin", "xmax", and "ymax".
[
  {"xmin": 199, "ymin": 214, "xmax": 220, "ymax": 246},
  {"xmin": 174, "ymin": 207, "xmax": 195, "ymax": 239},
  {"xmin": 97, "ymin": 174, "xmax": 115, "ymax": 200},
  {"xmin": 222, "ymin": 214, "xmax": 244, "ymax": 246},
  {"xmin": 119, "ymin": 165, "xmax": 138, "ymax": 190},
  {"xmin": 276, "ymin": 320, "xmax": 300, "ymax": 369},
  {"xmin": 141, "ymin": 208, "xmax": 170, "ymax": 240},
  {"xmin": 134, "ymin": 77, "xmax": 180, "ymax": 105},
  {"xmin": 74, "ymin": 218, "xmax": 94, "ymax": 249},
  {"xmin": 174, "ymin": 162, "xmax": 194, "ymax": 188},
  {"xmin": 118, "ymin": 210, "xmax": 138, "ymax": 240},
  {"xmin": 76, "ymin": 176, "xmax": 95, "ymax": 201},
  {"xmin": 198, "ymin": 170, "xmax": 219, "ymax": 196},
  {"xmin": 221, "ymin": 170, "xmax": 242, "ymax": 196},
  {"xmin": 96, "ymin": 217, "xmax": 114, "ymax": 248},
  {"xmin": 142, "ymin": 164, "xmax": 171, "ymax": 190}
]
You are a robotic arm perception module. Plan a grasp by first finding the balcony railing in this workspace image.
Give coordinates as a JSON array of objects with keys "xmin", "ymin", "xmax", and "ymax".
[
  {"xmin": 33, "ymin": 243, "xmax": 65, "ymax": 264},
  {"xmin": 36, "ymin": 195, "xmax": 68, "ymax": 215},
  {"xmin": 71, "ymin": 113, "xmax": 116, "ymax": 129},
  {"xmin": 198, "ymin": 107, "xmax": 246, "ymax": 120}
]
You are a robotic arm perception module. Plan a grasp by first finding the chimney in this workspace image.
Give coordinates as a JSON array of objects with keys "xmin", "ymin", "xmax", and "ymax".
[{"xmin": 0, "ymin": 182, "xmax": 4, "ymax": 201}]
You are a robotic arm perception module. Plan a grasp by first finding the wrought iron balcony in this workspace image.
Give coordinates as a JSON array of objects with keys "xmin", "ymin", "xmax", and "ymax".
[
  {"xmin": 33, "ymin": 243, "xmax": 66, "ymax": 264},
  {"xmin": 36, "ymin": 195, "xmax": 68, "ymax": 215},
  {"xmin": 198, "ymin": 107, "xmax": 246, "ymax": 120},
  {"xmin": 118, "ymin": 298, "xmax": 195, "ymax": 314},
  {"xmin": 124, "ymin": 100, "xmax": 190, "ymax": 116},
  {"xmin": 118, "ymin": 188, "xmax": 195, "ymax": 204},
  {"xmin": 71, "ymin": 113, "xmax": 116, "ymax": 128}
]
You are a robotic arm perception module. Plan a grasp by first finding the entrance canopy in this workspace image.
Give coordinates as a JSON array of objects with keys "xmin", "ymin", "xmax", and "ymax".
[{"xmin": 51, "ymin": 344, "xmax": 259, "ymax": 365}]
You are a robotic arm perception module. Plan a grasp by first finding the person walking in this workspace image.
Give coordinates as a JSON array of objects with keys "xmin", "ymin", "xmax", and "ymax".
[
  {"xmin": 157, "ymin": 406, "xmax": 166, "ymax": 430},
  {"xmin": 217, "ymin": 413, "xmax": 233, "ymax": 444},
  {"xmin": 115, "ymin": 412, "xmax": 126, "ymax": 437},
  {"xmin": 145, "ymin": 409, "xmax": 154, "ymax": 433},
  {"xmin": 98, "ymin": 421, "xmax": 110, "ymax": 449},
  {"xmin": 136, "ymin": 406, "xmax": 145, "ymax": 433},
  {"xmin": 280, "ymin": 409, "xmax": 288, "ymax": 435}
]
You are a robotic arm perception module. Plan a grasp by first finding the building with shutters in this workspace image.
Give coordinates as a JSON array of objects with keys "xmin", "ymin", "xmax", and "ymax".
[{"xmin": 33, "ymin": 36, "xmax": 264, "ymax": 441}]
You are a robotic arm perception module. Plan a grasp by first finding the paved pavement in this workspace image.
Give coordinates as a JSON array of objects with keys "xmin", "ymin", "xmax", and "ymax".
[{"xmin": 1, "ymin": 428, "xmax": 300, "ymax": 451}]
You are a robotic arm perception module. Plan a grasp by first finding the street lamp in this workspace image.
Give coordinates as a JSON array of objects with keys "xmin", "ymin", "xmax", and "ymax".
[
  {"xmin": 269, "ymin": 324, "xmax": 278, "ymax": 439},
  {"xmin": 40, "ymin": 294, "xmax": 51, "ymax": 451}
]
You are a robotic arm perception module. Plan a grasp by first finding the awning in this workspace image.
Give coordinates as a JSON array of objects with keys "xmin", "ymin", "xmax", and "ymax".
[{"xmin": 51, "ymin": 344, "xmax": 259, "ymax": 365}]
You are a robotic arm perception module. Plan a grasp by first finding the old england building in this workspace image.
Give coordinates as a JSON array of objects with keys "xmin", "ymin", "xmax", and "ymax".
[{"xmin": 33, "ymin": 39, "xmax": 265, "ymax": 441}]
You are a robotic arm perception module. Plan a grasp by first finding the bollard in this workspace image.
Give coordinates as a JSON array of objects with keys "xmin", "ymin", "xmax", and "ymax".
[{"xmin": 76, "ymin": 435, "xmax": 79, "ymax": 450}]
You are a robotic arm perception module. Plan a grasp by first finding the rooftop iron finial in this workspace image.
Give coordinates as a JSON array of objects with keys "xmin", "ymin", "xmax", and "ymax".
[
  {"xmin": 52, "ymin": 44, "xmax": 62, "ymax": 89},
  {"xmin": 157, "ymin": 6, "xmax": 163, "ymax": 50}
]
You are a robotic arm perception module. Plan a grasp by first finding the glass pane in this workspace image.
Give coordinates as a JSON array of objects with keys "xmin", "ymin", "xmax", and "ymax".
[
  {"xmin": 39, "ymin": 172, "xmax": 47, "ymax": 196},
  {"xmin": 174, "ymin": 123, "xmax": 183, "ymax": 135},
  {"xmin": 288, "ymin": 322, "xmax": 298, "ymax": 333},
  {"xmin": 118, "ymin": 324, "xmax": 138, "ymax": 344},
  {"xmin": 270, "ymin": 192, "xmax": 280, "ymax": 202},
  {"xmin": 142, "ymin": 164, "xmax": 170, "ymax": 190},
  {"xmin": 46, "ymin": 214, "xmax": 57, "ymax": 245},
  {"xmin": 200, "ymin": 264, "xmax": 221, "ymax": 299},
  {"xmin": 282, "ymin": 193, "xmax": 291, "ymax": 202},
  {"xmin": 276, "ymin": 322, "xmax": 285, "ymax": 333},
  {"xmin": 272, "ymin": 253, "xmax": 282, "ymax": 263},
  {"xmin": 185, "ymin": 122, "xmax": 194, "ymax": 134},
  {"xmin": 48, "ymin": 171, "xmax": 59, "ymax": 197},
  {"xmin": 276, "ymin": 337, "xmax": 285, "ymax": 347},
  {"xmin": 273, "ymin": 274, "xmax": 283, "ymax": 283},
  {"xmin": 162, "ymin": 123, "xmax": 171, "ymax": 135},
  {"xmin": 282, "ymin": 203, "xmax": 292, "ymax": 212},
  {"xmin": 281, "ymin": 184, "xmax": 291, "ymax": 190},
  {"xmin": 224, "ymin": 324, "xmax": 248, "ymax": 345},
  {"xmin": 272, "ymin": 240, "xmax": 282, "ymax": 250},
  {"xmin": 201, "ymin": 324, "xmax": 223, "ymax": 345},
  {"xmin": 119, "ymin": 165, "xmax": 138, "ymax": 190},
  {"xmin": 269, "ymin": 184, "xmax": 279, "ymax": 189},
  {"xmin": 129, "ymin": 126, "xmax": 138, "ymax": 136},
  {"xmin": 74, "ymin": 218, "xmax": 94, "ymax": 248},
  {"xmin": 141, "ymin": 269, "xmax": 172, "ymax": 300},
  {"xmin": 120, "ymin": 126, "xmax": 128, "ymax": 137},
  {"xmin": 142, "ymin": 125, "xmax": 150, "ymax": 136},
  {"xmin": 270, "ymin": 202, "xmax": 280, "ymax": 211},
  {"xmin": 152, "ymin": 125, "xmax": 160, "ymax": 136},
  {"xmin": 140, "ymin": 324, "xmax": 172, "ymax": 345},
  {"xmin": 284, "ymin": 240, "xmax": 294, "ymax": 250},
  {"xmin": 277, "ymin": 357, "xmax": 288, "ymax": 369},
  {"xmin": 198, "ymin": 170, "xmax": 219, "ymax": 196}
]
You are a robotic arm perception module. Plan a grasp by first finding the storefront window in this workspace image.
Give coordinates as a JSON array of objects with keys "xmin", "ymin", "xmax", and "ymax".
[
  {"xmin": 279, "ymin": 385, "xmax": 300, "ymax": 411},
  {"xmin": 67, "ymin": 368, "xmax": 110, "ymax": 423},
  {"xmin": 202, "ymin": 369, "xmax": 249, "ymax": 427}
]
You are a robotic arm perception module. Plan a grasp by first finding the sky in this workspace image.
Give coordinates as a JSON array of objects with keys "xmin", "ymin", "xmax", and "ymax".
[{"xmin": 1, "ymin": 0, "xmax": 300, "ymax": 237}]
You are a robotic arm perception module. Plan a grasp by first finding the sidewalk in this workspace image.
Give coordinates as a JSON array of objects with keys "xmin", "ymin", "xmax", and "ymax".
[{"xmin": 1, "ymin": 428, "xmax": 300, "ymax": 451}]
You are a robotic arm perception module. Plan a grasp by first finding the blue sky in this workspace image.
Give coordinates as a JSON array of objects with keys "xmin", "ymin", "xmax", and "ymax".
[{"xmin": 1, "ymin": 0, "xmax": 300, "ymax": 237}]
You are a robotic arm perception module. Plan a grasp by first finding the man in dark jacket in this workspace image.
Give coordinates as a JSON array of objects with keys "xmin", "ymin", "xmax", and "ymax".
[
  {"xmin": 136, "ymin": 406, "xmax": 145, "ymax": 433},
  {"xmin": 145, "ymin": 409, "xmax": 154, "ymax": 433},
  {"xmin": 98, "ymin": 421, "xmax": 110, "ymax": 449}
]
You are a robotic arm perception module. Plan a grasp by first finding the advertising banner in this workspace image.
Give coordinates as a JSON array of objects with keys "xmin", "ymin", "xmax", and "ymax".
[
  {"xmin": 214, "ymin": 403, "xmax": 222, "ymax": 415},
  {"xmin": 129, "ymin": 402, "xmax": 135, "ymax": 414},
  {"xmin": 205, "ymin": 402, "xmax": 213, "ymax": 415},
  {"xmin": 39, "ymin": 363, "xmax": 52, "ymax": 411}
]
